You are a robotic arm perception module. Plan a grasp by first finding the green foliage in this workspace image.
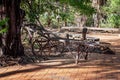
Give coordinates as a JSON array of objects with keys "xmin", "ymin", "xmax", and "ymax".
[
  {"xmin": 101, "ymin": 0, "xmax": 120, "ymax": 28},
  {"xmin": 21, "ymin": 0, "xmax": 58, "ymax": 23},
  {"xmin": 107, "ymin": 14, "xmax": 120, "ymax": 28},
  {"xmin": 21, "ymin": 0, "xmax": 95, "ymax": 28},
  {"xmin": 21, "ymin": 0, "xmax": 39, "ymax": 22},
  {"xmin": 59, "ymin": 6, "xmax": 74, "ymax": 22},
  {"xmin": 60, "ymin": 0, "xmax": 95, "ymax": 15},
  {"xmin": 0, "ymin": 27, "xmax": 8, "ymax": 34},
  {"xmin": 85, "ymin": 16, "xmax": 94, "ymax": 27},
  {"xmin": 104, "ymin": 0, "xmax": 120, "ymax": 14},
  {"xmin": 0, "ymin": 18, "xmax": 9, "ymax": 34},
  {"xmin": 0, "ymin": 18, "xmax": 8, "ymax": 26}
]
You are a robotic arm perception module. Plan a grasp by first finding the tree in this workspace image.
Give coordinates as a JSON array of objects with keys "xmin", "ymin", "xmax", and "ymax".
[
  {"xmin": 91, "ymin": 0, "xmax": 107, "ymax": 27},
  {"xmin": 3, "ymin": 0, "xmax": 25, "ymax": 57}
]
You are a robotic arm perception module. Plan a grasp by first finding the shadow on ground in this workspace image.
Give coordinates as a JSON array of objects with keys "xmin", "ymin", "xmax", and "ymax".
[{"xmin": 0, "ymin": 39, "xmax": 120, "ymax": 80}]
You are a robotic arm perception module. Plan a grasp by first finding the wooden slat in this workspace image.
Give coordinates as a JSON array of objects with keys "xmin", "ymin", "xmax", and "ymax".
[{"xmin": 61, "ymin": 27, "xmax": 119, "ymax": 32}]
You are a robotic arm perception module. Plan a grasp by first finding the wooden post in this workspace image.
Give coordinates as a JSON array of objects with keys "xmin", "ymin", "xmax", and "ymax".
[
  {"xmin": 82, "ymin": 27, "xmax": 88, "ymax": 40},
  {"xmin": 66, "ymin": 34, "xmax": 70, "ymax": 46}
]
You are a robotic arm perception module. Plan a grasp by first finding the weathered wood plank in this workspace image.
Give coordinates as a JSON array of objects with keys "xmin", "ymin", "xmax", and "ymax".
[{"xmin": 61, "ymin": 27, "xmax": 119, "ymax": 32}]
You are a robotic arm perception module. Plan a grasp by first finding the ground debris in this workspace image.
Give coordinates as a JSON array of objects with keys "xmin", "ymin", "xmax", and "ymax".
[
  {"xmin": 0, "ymin": 55, "xmax": 20, "ymax": 67},
  {"xmin": 0, "ymin": 54, "xmax": 45, "ymax": 67}
]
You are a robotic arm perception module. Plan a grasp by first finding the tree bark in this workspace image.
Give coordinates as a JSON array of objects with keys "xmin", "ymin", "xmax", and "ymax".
[
  {"xmin": 93, "ymin": 13, "xmax": 100, "ymax": 27},
  {"xmin": 3, "ymin": 0, "xmax": 24, "ymax": 57}
]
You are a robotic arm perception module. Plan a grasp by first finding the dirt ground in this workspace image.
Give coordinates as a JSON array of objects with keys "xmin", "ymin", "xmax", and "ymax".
[
  {"xmin": 0, "ymin": 33, "xmax": 120, "ymax": 80},
  {"xmin": 88, "ymin": 33, "xmax": 120, "ymax": 52}
]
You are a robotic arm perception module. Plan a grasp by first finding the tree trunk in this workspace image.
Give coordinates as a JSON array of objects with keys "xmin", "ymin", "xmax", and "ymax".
[
  {"xmin": 0, "ymin": 34, "xmax": 3, "ymax": 57},
  {"xmin": 93, "ymin": 13, "xmax": 100, "ymax": 27},
  {"xmin": 92, "ymin": 0, "xmax": 107, "ymax": 28},
  {"xmin": 47, "ymin": 17, "xmax": 51, "ymax": 28},
  {"xmin": 4, "ymin": 0, "xmax": 24, "ymax": 57},
  {"xmin": 64, "ymin": 21, "xmax": 67, "ymax": 26}
]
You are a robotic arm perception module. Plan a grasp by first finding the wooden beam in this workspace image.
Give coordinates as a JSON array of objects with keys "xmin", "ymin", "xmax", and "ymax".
[{"xmin": 61, "ymin": 27, "xmax": 119, "ymax": 33}]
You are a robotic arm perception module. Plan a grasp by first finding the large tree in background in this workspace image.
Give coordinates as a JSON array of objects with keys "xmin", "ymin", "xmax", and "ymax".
[
  {"xmin": 92, "ymin": 0, "xmax": 107, "ymax": 27},
  {"xmin": 3, "ymin": 0, "xmax": 24, "ymax": 57}
]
